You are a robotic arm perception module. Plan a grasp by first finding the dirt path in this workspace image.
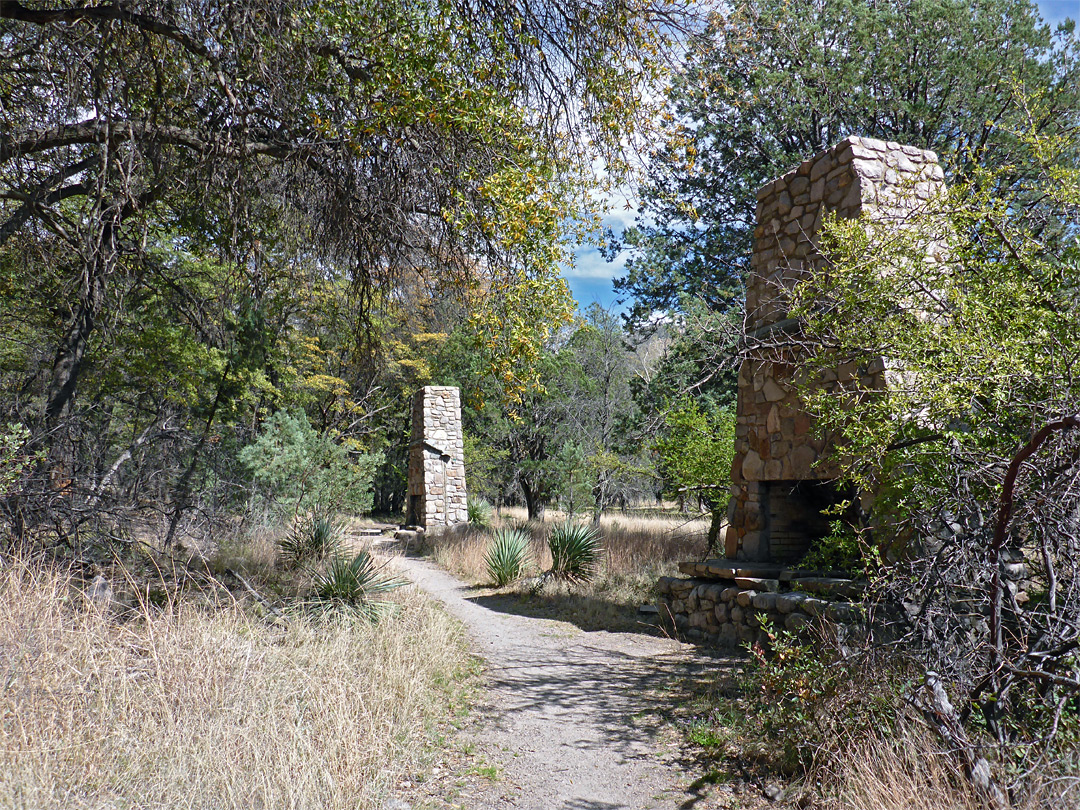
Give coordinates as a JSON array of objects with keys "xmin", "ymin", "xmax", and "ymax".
[{"xmin": 390, "ymin": 553, "xmax": 730, "ymax": 810}]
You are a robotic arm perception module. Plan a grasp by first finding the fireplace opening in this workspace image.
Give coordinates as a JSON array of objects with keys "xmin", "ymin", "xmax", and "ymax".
[{"xmin": 764, "ymin": 480, "xmax": 855, "ymax": 563}]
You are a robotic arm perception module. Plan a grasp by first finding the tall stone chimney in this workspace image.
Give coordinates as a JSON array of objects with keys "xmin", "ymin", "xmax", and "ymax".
[
  {"xmin": 726, "ymin": 136, "xmax": 944, "ymax": 562},
  {"xmin": 407, "ymin": 386, "xmax": 468, "ymax": 529}
]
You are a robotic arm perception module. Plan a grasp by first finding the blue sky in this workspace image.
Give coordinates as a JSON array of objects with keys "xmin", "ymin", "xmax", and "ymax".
[{"xmin": 561, "ymin": 0, "xmax": 1079, "ymax": 313}]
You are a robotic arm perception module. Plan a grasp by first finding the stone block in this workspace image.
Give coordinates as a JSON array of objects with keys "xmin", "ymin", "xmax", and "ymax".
[
  {"xmin": 775, "ymin": 592, "xmax": 807, "ymax": 614},
  {"xmin": 825, "ymin": 603, "xmax": 860, "ymax": 623},
  {"xmin": 736, "ymin": 590, "xmax": 756, "ymax": 607},
  {"xmin": 741, "ymin": 450, "xmax": 764, "ymax": 480},
  {"xmin": 735, "ymin": 577, "xmax": 779, "ymax": 592},
  {"xmin": 671, "ymin": 580, "xmax": 694, "ymax": 598},
  {"xmin": 762, "ymin": 379, "xmax": 787, "ymax": 402},
  {"xmin": 790, "ymin": 577, "xmax": 865, "ymax": 599},
  {"xmin": 752, "ymin": 592, "xmax": 778, "ymax": 611},
  {"xmin": 800, "ymin": 597, "xmax": 830, "ymax": 617}
]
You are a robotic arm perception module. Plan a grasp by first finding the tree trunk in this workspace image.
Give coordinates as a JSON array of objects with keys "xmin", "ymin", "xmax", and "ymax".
[
  {"xmin": 707, "ymin": 504, "xmax": 724, "ymax": 556},
  {"xmin": 591, "ymin": 475, "xmax": 605, "ymax": 526},
  {"xmin": 44, "ymin": 215, "xmax": 117, "ymax": 429},
  {"xmin": 520, "ymin": 479, "xmax": 545, "ymax": 521}
]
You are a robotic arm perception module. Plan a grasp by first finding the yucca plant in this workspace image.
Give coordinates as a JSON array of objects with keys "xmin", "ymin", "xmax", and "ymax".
[
  {"xmin": 307, "ymin": 552, "xmax": 406, "ymax": 620},
  {"xmin": 546, "ymin": 522, "xmax": 602, "ymax": 583},
  {"xmin": 484, "ymin": 528, "xmax": 531, "ymax": 587},
  {"xmin": 466, "ymin": 496, "xmax": 494, "ymax": 530},
  {"xmin": 279, "ymin": 509, "xmax": 344, "ymax": 567}
]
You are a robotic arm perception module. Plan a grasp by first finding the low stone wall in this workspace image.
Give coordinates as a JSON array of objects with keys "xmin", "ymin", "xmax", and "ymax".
[{"xmin": 657, "ymin": 560, "xmax": 864, "ymax": 649}]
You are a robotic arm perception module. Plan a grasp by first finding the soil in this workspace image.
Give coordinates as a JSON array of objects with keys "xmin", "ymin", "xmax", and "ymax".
[{"xmin": 388, "ymin": 552, "xmax": 764, "ymax": 810}]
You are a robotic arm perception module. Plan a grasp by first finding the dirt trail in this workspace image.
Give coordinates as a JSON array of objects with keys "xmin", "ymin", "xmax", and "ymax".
[{"xmin": 390, "ymin": 553, "xmax": 726, "ymax": 810}]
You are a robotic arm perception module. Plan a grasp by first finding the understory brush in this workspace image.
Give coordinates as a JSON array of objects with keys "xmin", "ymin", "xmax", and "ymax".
[
  {"xmin": 0, "ymin": 556, "xmax": 471, "ymax": 810},
  {"xmin": 686, "ymin": 622, "xmax": 1079, "ymax": 809}
]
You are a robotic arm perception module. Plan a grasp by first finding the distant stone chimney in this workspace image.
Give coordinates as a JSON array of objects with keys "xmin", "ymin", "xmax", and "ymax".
[
  {"xmin": 726, "ymin": 136, "xmax": 945, "ymax": 562},
  {"xmin": 407, "ymin": 386, "xmax": 468, "ymax": 529}
]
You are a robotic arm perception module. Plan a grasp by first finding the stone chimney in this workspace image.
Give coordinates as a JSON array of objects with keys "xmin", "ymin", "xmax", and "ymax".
[
  {"xmin": 725, "ymin": 136, "xmax": 945, "ymax": 562},
  {"xmin": 407, "ymin": 386, "xmax": 468, "ymax": 529}
]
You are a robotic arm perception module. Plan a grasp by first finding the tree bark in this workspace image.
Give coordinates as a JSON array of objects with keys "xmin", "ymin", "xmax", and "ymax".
[
  {"xmin": 44, "ymin": 215, "xmax": 117, "ymax": 429},
  {"xmin": 520, "ymin": 478, "xmax": 546, "ymax": 521}
]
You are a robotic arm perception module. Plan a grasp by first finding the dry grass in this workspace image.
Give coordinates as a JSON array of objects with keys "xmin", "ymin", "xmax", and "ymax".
[
  {"xmin": 818, "ymin": 729, "xmax": 984, "ymax": 810},
  {"xmin": 815, "ymin": 727, "xmax": 1080, "ymax": 810},
  {"xmin": 0, "ymin": 557, "xmax": 471, "ymax": 810},
  {"xmin": 428, "ymin": 508, "xmax": 709, "ymax": 631}
]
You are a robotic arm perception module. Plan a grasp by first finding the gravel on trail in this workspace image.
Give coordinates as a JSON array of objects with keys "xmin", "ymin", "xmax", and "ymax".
[{"xmin": 391, "ymin": 553, "xmax": 728, "ymax": 810}]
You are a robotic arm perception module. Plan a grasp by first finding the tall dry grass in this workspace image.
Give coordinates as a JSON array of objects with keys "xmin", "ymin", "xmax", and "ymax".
[
  {"xmin": 817, "ymin": 727, "xmax": 1079, "ymax": 810},
  {"xmin": 0, "ymin": 558, "xmax": 469, "ymax": 810},
  {"xmin": 428, "ymin": 509, "xmax": 709, "ymax": 631}
]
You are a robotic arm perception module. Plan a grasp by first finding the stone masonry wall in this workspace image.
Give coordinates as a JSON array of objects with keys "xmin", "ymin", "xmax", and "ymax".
[
  {"xmin": 407, "ymin": 386, "xmax": 468, "ymax": 529},
  {"xmin": 725, "ymin": 136, "xmax": 945, "ymax": 563},
  {"xmin": 657, "ymin": 561, "xmax": 864, "ymax": 650}
]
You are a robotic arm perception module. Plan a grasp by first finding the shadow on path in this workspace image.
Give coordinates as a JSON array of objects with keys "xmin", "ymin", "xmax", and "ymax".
[{"xmin": 393, "ymin": 554, "xmax": 749, "ymax": 809}]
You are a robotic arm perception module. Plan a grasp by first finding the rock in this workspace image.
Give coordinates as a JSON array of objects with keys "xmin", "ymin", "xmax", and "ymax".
[
  {"xmin": 736, "ymin": 590, "xmax": 756, "ymax": 607},
  {"xmin": 752, "ymin": 592, "xmax": 778, "ymax": 611},
  {"xmin": 825, "ymin": 603, "xmax": 859, "ymax": 623},
  {"xmin": 735, "ymin": 577, "xmax": 779, "ymax": 592},
  {"xmin": 789, "ymin": 577, "xmax": 864, "ymax": 599},
  {"xmin": 852, "ymin": 157, "xmax": 883, "ymax": 179},
  {"xmin": 672, "ymin": 580, "xmax": 694, "ymax": 597},
  {"xmin": 775, "ymin": 592, "xmax": 807, "ymax": 614},
  {"xmin": 699, "ymin": 560, "xmax": 783, "ymax": 579},
  {"xmin": 764, "ymin": 783, "xmax": 784, "ymax": 802},
  {"xmin": 383, "ymin": 800, "xmax": 413, "ymax": 810},
  {"xmin": 721, "ymin": 587, "xmax": 740, "ymax": 603},
  {"xmin": 638, "ymin": 604, "xmax": 659, "ymax": 615},
  {"xmin": 1003, "ymin": 562, "xmax": 1027, "ymax": 580},
  {"xmin": 762, "ymin": 379, "xmax": 787, "ymax": 402},
  {"xmin": 87, "ymin": 575, "xmax": 112, "ymax": 608},
  {"xmin": 800, "ymin": 597, "xmax": 830, "ymax": 617},
  {"xmin": 741, "ymin": 450, "xmax": 764, "ymax": 480}
]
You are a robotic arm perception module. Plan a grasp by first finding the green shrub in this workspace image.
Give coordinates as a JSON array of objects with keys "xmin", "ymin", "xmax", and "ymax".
[
  {"xmin": 307, "ymin": 551, "xmax": 405, "ymax": 620},
  {"xmin": 467, "ymin": 496, "xmax": 494, "ymax": 530},
  {"xmin": 546, "ymin": 522, "xmax": 602, "ymax": 583},
  {"xmin": 239, "ymin": 410, "xmax": 382, "ymax": 515},
  {"xmin": 799, "ymin": 520, "xmax": 876, "ymax": 576},
  {"xmin": 279, "ymin": 510, "xmax": 344, "ymax": 567},
  {"xmin": 743, "ymin": 619, "xmax": 907, "ymax": 774},
  {"xmin": 484, "ymin": 528, "xmax": 531, "ymax": 586}
]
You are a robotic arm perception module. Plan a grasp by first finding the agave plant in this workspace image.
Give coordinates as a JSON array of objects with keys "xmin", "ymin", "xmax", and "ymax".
[
  {"xmin": 279, "ymin": 509, "xmax": 344, "ymax": 567},
  {"xmin": 466, "ymin": 496, "xmax": 494, "ymax": 530},
  {"xmin": 308, "ymin": 552, "xmax": 406, "ymax": 620},
  {"xmin": 546, "ymin": 522, "xmax": 602, "ymax": 583},
  {"xmin": 484, "ymin": 528, "xmax": 531, "ymax": 587}
]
